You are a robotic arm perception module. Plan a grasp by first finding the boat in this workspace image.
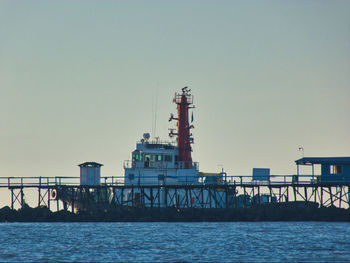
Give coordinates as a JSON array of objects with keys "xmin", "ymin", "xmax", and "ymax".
[
  {"xmin": 123, "ymin": 87, "xmax": 199, "ymax": 186},
  {"xmin": 50, "ymin": 87, "xmax": 230, "ymax": 211}
]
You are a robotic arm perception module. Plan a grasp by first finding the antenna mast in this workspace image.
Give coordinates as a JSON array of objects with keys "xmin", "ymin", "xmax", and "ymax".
[
  {"xmin": 169, "ymin": 87, "xmax": 195, "ymax": 168},
  {"xmin": 154, "ymin": 87, "xmax": 158, "ymax": 139}
]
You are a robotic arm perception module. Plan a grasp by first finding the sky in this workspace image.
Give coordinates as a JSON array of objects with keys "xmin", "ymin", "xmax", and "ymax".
[{"xmin": 0, "ymin": 1, "xmax": 350, "ymax": 206}]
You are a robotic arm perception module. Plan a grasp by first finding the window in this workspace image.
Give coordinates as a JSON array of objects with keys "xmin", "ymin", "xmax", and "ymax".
[
  {"xmin": 331, "ymin": 165, "xmax": 342, "ymax": 174},
  {"xmin": 132, "ymin": 152, "xmax": 142, "ymax": 161},
  {"xmin": 144, "ymin": 154, "xmax": 150, "ymax": 168},
  {"xmin": 157, "ymin": 154, "xmax": 162, "ymax": 162}
]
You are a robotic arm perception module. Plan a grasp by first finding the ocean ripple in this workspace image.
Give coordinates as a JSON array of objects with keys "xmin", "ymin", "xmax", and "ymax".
[{"xmin": 0, "ymin": 222, "xmax": 349, "ymax": 262}]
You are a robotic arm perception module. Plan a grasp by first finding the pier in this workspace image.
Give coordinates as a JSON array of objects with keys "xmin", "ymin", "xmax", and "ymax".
[{"xmin": 1, "ymin": 175, "xmax": 349, "ymax": 212}]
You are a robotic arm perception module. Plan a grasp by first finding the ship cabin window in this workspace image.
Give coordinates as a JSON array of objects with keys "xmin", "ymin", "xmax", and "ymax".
[
  {"xmin": 156, "ymin": 154, "xmax": 162, "ymax": 162},
  {"xmin": 144, "ymin": 154, "xmax": 150, "ymax": 168},
  {"xmin": 330, "ymin": 165, "xmax": 342, "ymax": 174},
  {"xmin": 164, "ymin": 155, "xmax": 172, "ymax": 162},
  {"xmin": 149, "ymin": 154, "xmax": 155, "ymax": 167},
  {"xmin": 132, "ymin": 152, "xmax": 143, "ymax": 162}
]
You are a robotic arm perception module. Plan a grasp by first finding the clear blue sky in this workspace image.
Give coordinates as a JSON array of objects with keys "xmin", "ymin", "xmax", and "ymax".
[{"xmin": 0, "ymin": 0, "xmax": 349, "ymax": 193}]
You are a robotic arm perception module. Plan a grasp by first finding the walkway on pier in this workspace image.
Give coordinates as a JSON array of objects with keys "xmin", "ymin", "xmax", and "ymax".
[{"xmin": 0, "ymin": 175, "xmax": 349, "ymax": 211}]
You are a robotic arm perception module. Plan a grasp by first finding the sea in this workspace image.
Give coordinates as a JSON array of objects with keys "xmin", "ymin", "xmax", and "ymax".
[{"xmin": 0, "ymin": 222, "xmax": 349, "ymax": 262}]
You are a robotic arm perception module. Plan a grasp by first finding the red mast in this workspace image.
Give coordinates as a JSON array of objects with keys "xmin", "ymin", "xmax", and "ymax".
[{"xmin": 169, "ymin": 87, "xmax": 194, "ymax": 168}]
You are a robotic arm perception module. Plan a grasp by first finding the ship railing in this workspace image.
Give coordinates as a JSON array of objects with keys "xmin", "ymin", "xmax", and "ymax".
[
  {"xmin": 174, "ymin": 93, "xmax": 193, "ymax": 104},
  {"xmin": 137, "ymin": 139, "xmax": 177, "ymax": 146},
  {"xmin": 123, "ymin": 160, "xmax": 199, "ymax": 170}
]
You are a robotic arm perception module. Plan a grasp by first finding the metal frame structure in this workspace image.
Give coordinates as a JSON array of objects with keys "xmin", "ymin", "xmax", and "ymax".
[{"xmin": 1, "ymin": 175, "xmax": 349, "ymax": 211}]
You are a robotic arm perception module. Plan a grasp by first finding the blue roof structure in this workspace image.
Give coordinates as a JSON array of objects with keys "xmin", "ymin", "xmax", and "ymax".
[{"xmin": 295, "ymin": 157, "xmax": 350, "ymax": 165}]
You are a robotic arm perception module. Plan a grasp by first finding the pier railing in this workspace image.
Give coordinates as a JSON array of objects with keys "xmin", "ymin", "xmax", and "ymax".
[
  {"xmin": 1, "ymin": 174, "xmax": 349, "ymax": 188},
  {"xmin": 1, "ymin": 174, "xmax": 349, "ymax": 211}
]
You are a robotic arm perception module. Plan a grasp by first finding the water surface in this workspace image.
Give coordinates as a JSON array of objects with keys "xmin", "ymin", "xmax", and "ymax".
[{"xmin": 0, "ymin": 222, "xmax": 349, "ymax": 262}]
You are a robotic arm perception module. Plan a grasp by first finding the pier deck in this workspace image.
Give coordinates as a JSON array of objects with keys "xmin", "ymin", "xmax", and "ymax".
[{"xmin": 1, "ymin": 175, "xmax": 349, "ymax": 212}]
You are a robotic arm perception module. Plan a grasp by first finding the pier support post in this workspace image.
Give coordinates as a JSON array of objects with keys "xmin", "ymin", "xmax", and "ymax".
[
  {"xmin": 11, "ymin": 189, "xmax": 13, "ymax": 209},
  {"xmin": 189, "ymin": 187, "xmax": 193, "ymax": 208},
  {"xmin": 141, "ymin": 187, "xmax": 145, "ymax": 207},
  {"xmin": 243, "ymin": 186, "xmax": 247, "ymax": 207},
  {"xmin": 269, "ymin": 186, "xmax": 273, "ymax": 203},
  {"xmin": 329, "ymin": 187, "xmax": 333, "ymax": 206},
  {"xmin": 208, "ymin": 187, "xmax": 212, "ymax": 208},
  {"xmin": 174, "ymin": 188, "xmax": 178, "ymax": 208},
  {"xmin": 234, "ymin": 186, "xmax": 237, "ymax": 208},
  {"xmin": 10, "ymin": 188, "xmax": 24, "ymax": 209},
  {"xmin": 293, "ymin": 186, "xmax": 297, "ymax": 202},
  {"xmin": 201, "ymin": 186, "xmax": 204, "ymax": 209},
  {"xmin": 121, "ymin": 188, "xmax": 124, "ymax": 208},
  {"xmin": 304, "ymin": 187, "xmax": 308, "ymax": 203},
  {"xmin": 164, "ymin": 187, "xmax": 168, "ymax": 208},
  {"xmin": 157, "ymin": 186, "xmax": 160, "ymax": 208},
  {"xmin": 186, "ymin": 187, "xmax": 189, "ymax": 208},
  {"xmin": 47, "ymin": 188, "xmax": 50, "ymax": 210},
  {"xmin": 314, "ymin": 186, "xmax": 317, "ymax": 204},
  {"xmin": 21, "ymin": 188, "xmax": 24, "ymax": 208},
  {"xmin": 131, "ymin": 186, "xmax": 134, "ymax": 207}
]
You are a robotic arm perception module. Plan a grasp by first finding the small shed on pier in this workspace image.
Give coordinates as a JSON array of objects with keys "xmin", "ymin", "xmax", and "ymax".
[
  {"xmin": 79, "ymin": 162, "xmax": 103, "ymax": 186},
  {"xmin": 295, "ymin": 157, "xmax": 350, "ymax": 182}
]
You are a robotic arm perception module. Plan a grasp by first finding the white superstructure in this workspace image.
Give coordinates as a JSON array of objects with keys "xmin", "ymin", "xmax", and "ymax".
[{"xmin": 124, "ymin": 134, "xmax": 199, "ymax": 186}]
